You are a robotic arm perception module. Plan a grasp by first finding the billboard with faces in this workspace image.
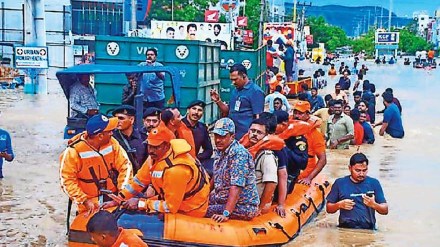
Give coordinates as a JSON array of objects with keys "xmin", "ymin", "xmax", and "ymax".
[
  {"xmin": 263, "ymin": 22, "xmax": 295, "ymax": 46},
  {"xmin": 151, "ymin": 20, "xmax": 233, "ymax": 50}
]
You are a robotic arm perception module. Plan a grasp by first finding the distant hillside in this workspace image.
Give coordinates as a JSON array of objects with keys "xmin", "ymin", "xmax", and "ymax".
[{"xmin": 284, "ymin": 4, "xmax": 412, "ymax": 36}]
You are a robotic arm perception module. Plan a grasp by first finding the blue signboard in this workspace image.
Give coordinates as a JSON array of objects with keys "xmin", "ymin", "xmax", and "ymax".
[{"xmin": 375, "ymin": 32, "xmax": 399, "ymax": 44}]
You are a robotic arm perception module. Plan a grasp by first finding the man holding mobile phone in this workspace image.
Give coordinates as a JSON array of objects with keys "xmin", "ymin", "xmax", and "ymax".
[
  {"xmin": 0, "ymin": 127, "xmax": 14, "ymax": 178},
  {"xmin": 326, "ymin": 153, "xmax": 388, "ymax": 229}
]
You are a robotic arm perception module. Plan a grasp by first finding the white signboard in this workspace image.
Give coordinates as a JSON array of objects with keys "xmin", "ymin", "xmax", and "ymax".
[
  {"xmin": 151, "ymin": 20, "xmax": 232, "ymax": 50},
  {"xmin": 14, "ymin": 46, "xmax": 49, "ymax": 69}
]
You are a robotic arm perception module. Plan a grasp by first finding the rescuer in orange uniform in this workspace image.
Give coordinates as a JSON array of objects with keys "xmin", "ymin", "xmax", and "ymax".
[
  {"xmin": 87, "ymin": 210, "xmax": 148, "ymax": 247},
  {"xmin": 293, "ymin": 101, "xmax": 327, "ymax": 185},
  {"xmin": 103, "ymin": 124, "xmax": 210, "ymax": 217},
  {"xmin": 60, "ymin": 114, "xmax": 133, "ymax": 216}
]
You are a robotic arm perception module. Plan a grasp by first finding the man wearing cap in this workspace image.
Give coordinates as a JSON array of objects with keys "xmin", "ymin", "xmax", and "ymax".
[
  {"xmin": 69, "ymin": 74, "xmax": 99, "ymax": 118},
  {"xmin": 60, "ymin": 114, "xmax": 133, "ymax": 216},
  {"xmin": 210, "ymin": 64, "xmax": 265, "ymax": 140},
  {"xmin": 140, "ymin": 107, "xmax": 161, "ymax": 141},
  {"xmin": 372, "ymin": 92, "xmax": 404, "ymax": 139},
  {"xmin": 112, "ymin": 105, "xmax": 147, "ymax": 174},
  {"xmin": 327, "ymin": 100, "xmax": 354, "ymax": 149},
  {"xmin": 182, "ymin": 100, "xmax": 214, "ymax": 172},
  {"xmin": 207, "ymin": 118, "xmax": 260, "ymax": 222},
  {"xmin": 105, "ymin": 124, "xmax": 210, "ymax": 217},
  {"xmin": 293, "ymin": 101, "xmax": 327, "ymax": 186}
]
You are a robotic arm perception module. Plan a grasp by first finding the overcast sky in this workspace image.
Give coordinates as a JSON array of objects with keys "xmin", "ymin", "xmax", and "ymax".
[{"xmin": 311, "ymin": 0, "xmax": 438, "ymax": 17}]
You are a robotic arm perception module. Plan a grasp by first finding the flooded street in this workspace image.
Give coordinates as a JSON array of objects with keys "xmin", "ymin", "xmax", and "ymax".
[{"xmin": 1, "ymin": 60, "xmax": 440, "ymax": 246}]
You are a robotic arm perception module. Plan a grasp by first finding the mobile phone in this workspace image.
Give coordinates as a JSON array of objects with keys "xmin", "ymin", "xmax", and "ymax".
[{"xmin": 366, "ymin": 191, "xmax": 374, "ymax": 197}]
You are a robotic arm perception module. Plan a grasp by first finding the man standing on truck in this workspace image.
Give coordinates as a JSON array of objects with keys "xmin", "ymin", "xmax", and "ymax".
[{"xmin": 139, "ymin": 48, "xmax": 166, "ymax": 109}]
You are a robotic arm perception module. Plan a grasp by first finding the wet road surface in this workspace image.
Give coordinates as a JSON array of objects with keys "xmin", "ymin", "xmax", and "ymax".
[{"xmin": 0, "ymin": 59, "xmax": 439, "ymax": 246}]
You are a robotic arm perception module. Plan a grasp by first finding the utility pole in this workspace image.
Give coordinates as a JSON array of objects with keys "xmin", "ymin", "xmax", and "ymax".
[
  {"xmin": 380, "ymin": 7, "xmax": 383, "ymax": 28},
  {"xmin": 367, "ymin": 10, "xmax": 371, "ymax": 32},
  {"xmin": 258, "ymin": 0, "xmax": 265, "ymax": 46},
  {"xmin": 130, "ymin": 0, "xmax": 136, "ymax": 30},
  {"xmin": 293, "ymin": 0, "xmax": 297, "ymax": 23},
  {"xmin": 388, "ymin": 0, "xmax": 392, "ymax": 30}
]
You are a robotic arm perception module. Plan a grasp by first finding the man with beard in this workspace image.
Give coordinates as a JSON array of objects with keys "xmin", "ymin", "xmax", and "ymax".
[
  {"xmin": 292, "ymin": 101, "xmax": 327, "ymax": 186},
  {"xmin": 330, "ymin": 83, "xmax": 348, "ymax": 105},
  {"xmin": 326, "ymin": 153, "xmax": 388, "ymax": 229},
  {"xmin": 313, "ymin": 95, "xmax": 334, "ymax": 138},
  {"xmin": 104, "ymin": 124, "xmax": 210, "ymax": 217},
  {"xmin": 182, "ymin": 100, "xmax": 214, "ymax": 173},
  {"xmin": 210, "ymin": 64, "xmax": 265, "ymax": 140},
  {"xmin": 359, "ymin": 111, "xmax": 375, "ymax": 144},
  {"xmin": 327, "ymin": 100, "xmax": 354, "ymax": 149},
  {"xmin": 139, "ymin": 48, "xmax": 165, "ymax": 109},
  {"xmin": 353, "ymin": 91, "xmax": 362, "ymax": 109},
  {"xmin": 140, "ymin": 107, "xmax": 161, "ymax": 141},
  {"xmin": 112, "ymin": 105, "xmax": 147, "ymax": 174},
  {"xmin": 162, "ymin": 108, "xmax": 197, "ymax": 158}
]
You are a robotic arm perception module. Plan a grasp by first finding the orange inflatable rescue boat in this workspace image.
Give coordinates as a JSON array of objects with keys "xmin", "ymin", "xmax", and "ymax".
[{"xmin": 68, "ymin": 174, "xmax": 331, "ymax": 247}]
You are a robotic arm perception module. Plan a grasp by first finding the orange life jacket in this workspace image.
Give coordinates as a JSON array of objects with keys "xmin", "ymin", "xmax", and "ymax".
[
  {"xmin": 278, "ymin": 120, "xmax": 312, "ymax": 140},
  {"xmin": 122, "ymin": 139, "xmax": 209, "ymax": 217},
  {"xmin": 60, "ymin": 133, "xmax": 133, "ymax": 211},
  {"xmin": 240, "ymin": 134, "xmax": 285, "ymax": 159},
  {"xmin": 112, "ymin": 228, "xmax": 148, "ymax": 247},
  {"xmin": 176, "ymin": 124, "xmax": 197, "ymax": 158}
]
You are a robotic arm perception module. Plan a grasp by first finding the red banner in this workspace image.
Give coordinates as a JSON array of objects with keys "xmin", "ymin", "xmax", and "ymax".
[
  {"xmin": 204, "ymin": 10, "xmax": 219, "ymax": 23},
  {"xmin": 306, "ymin": 35, "xmax": 314, "ymax": 45},
  {"xmin": 237, "ymin": 16, "xmax": 248, "ymax": 27},
  {"xmin": 243, "ymin": 30, "xmax": 254, "ymax": 45}
]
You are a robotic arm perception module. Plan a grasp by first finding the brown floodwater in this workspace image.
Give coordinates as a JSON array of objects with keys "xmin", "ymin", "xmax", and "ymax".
[{"xmin": 0, "ymin": 59, "xmax": 439, "ymax": 246}]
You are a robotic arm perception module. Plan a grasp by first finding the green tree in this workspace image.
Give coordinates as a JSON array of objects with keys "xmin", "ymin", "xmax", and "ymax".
[
  {"xmin": 351, "ymin": 29, "xmax": 375, "ymax": 55},
  {"xmin": 306, "ymin": 16, "xmax": 351, "ymax": 52}
]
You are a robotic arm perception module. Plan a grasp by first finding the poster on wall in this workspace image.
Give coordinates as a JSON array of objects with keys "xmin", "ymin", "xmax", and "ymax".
[
  {"xmin": 263, "ymin": 22, "xmax": 294, "ymax": 46},
  {"xmin": 151, "ymin": 20, "xmax": 233, "ymax": 50}
]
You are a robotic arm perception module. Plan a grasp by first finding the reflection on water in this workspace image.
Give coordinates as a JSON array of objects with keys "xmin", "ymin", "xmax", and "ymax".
[{"xmin": 0, "ymin": 60, "xmax": 440, "ymax": 246}]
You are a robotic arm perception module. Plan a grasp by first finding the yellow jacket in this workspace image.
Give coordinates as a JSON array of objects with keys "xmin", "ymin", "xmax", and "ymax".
[{"xmin": 59, "ymin": 133, "xmax": 133, "ymax": 211}]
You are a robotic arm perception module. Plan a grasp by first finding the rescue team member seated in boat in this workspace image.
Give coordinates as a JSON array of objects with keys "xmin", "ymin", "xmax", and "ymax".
[
  {"xmin": 182, "ymin": 100, "xmax": 214, "ymax": 174},
  {"xmin": 326, "ymin": 153, "xmax": 388, "ymax": 229},
  {"xmin": 161, "ymin": 107, "xmax": 197, "ymax": 158},
  {"xmin": 292, "ymin": 101, "xmax": 327, "ymax": 186},
  {"xmin": 112, "ymin": 105, "xmax": 147, "ymax": 174},
  {"xmin": 87, "ymin": 210, "xmax": 148, "ymax": 247},
  {"xmin": 60, "ymin": 114, "xmax": 133, "ymax": 216},
  {"xmin": 239, "ymin": 118, "xmax": 286, "ymax": 216},
  {"xmin": 240, "ymin": 113, "xmax": 289, "ymax": 217},
  {"xmin": 273, "ymin": 110, "xmax": 309, "ymax": 193},
  {"xmin": 103, "ymin": 124, "xmax": 210, "ymax": 217},
  {"xmin": 206, "ymin": 118, "xmax": 260, "ymax": 222}
]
